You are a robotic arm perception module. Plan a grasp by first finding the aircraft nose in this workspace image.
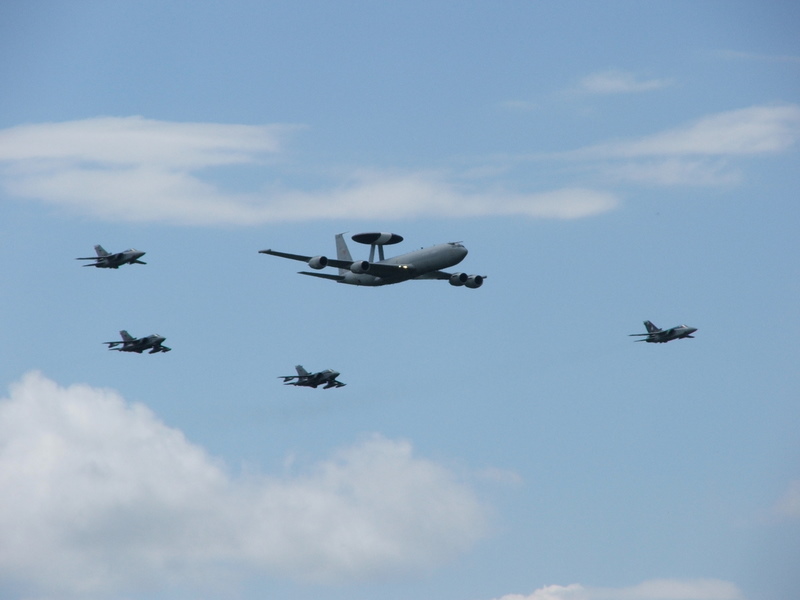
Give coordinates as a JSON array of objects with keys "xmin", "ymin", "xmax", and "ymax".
[{"xmin": 331, "ymin": 371, "xmax": 340, "ymax": 378}]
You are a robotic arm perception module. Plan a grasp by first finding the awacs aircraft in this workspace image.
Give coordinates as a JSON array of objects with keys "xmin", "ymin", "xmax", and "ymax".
[
  {"xmin": 260, "ymin": 232, "xmax": 485, "ymax": 288},
  {"xmin": 76, "ymin": 245, "xmax": 146, "ymax": 268},
  {"xmin": 629, "ymin": 321, "xmax": 697, "ymax": 343},
  {"xmin": 104, "ymin": 330, "xmax": 171, "ymax": 353},
  {"xmin": 280, "ymin": 365, "xmax": 346, "ymax": 389}
]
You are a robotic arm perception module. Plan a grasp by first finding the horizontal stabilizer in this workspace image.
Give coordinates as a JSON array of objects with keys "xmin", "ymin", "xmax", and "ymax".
[{"xmin": 298, "ymin": 271, "xmax": 346, "ymax": 281}]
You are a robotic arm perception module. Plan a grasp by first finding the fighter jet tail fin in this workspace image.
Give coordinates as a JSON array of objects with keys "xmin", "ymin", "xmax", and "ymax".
[
  {"xmin": 295, "ymin": 365, "xmax": 310, "ymax": 377},
  {"xmin": 119, "ymin": 330, "xmax": 134, "ymax": 342},
  {"xmin": 94, "ymin": 245, "xmax": 110, "ymax": 257},
  {"xmin": 644, "ymin": 320, "xmax": 661, "ymax": 333}
]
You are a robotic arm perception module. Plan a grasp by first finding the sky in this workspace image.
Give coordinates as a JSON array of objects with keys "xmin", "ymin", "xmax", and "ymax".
[{"xmin": 0, "ymin": 1, "xmax": 799, "ymax": 599}]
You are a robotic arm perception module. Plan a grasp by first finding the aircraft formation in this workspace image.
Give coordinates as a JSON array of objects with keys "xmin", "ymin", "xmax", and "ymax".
[{"xmin": 80, "ymin": 233, "xmax": 696, "ymax": 389}]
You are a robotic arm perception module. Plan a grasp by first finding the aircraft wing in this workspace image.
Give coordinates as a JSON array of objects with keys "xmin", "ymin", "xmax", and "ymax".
[
  {"xmin": 413, "ymin": 270, "xmax": 454, "ymax": 280},
  {"xmin": 260, "ymin": 249, "xmax": 313, "ymax": 262},
  {"xmin": 262, "ymin": 249, "xmax": 412, "ymax": 277},
  {"xmin": 260, "ymin": 249, "xmax": 354, "ymax": 270},
  {"xmin": 628, "ymin": 333, "xmax": 652, "ymax": 336},
  {"xmin": 298, "ymin": 272, "xmax": 346, "ymax": 281}
]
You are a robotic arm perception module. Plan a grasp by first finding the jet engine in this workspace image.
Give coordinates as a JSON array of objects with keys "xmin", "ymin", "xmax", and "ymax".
[
  {"xmin": 350, "ymin": 260, "xmax": 371, "ymax": 274},
  {"xmin": 449, "ymin": 272, "xmax": 468, "ymax": 286},
  {"xmin": 465, "ymin": 275, "xmax": 484, "ymax": 289},
  {"xmin": 307, "ymin": 256, "xmax": 328, "ymax": 270}
]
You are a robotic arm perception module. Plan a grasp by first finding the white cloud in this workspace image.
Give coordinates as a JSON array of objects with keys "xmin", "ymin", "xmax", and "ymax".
[
  {"xmin": 0, "ymin": 117, "xmax": 617, "ymax": 224},
  {"xmin": 0, "ymin": 372, "xmax": 488, "ymax": 597},
  {"xmin": 577, "ymin": 70, "xmax": 673, "ymax": 95},
  {"xmin": 556, "ymin": 104, "xmax": 800, "ymax": 187},
  {"xmin": 602, "ymin": 159, "xmax": 741, "ymax": 187},
  {"xmin": 576, "ymin": 104, "xmax": 800, "ymax": 159},
  {"xmin": 491, "ymin": 579, "xmax": 744, "ymax": 600},
  {"xmin": 772, "ymin": 480, "xmax": 800, "ymax": 519}
]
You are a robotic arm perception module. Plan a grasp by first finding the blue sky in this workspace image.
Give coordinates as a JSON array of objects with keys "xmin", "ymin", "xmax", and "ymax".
[{"xmin": 1, "ymin": 2, "xmax": 799, "ymax": 599}]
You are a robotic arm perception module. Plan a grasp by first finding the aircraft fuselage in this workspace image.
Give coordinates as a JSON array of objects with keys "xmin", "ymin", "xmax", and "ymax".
[{"xmin": 340, "ymin": 243, "xmax": 467, "ymax": 286}]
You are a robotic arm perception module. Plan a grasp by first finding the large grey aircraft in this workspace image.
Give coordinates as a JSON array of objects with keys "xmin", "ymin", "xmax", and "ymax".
[
  {"xmin": 280, "ymin": 365, "xmax": 346, "ymax": 389},
  {"xmin": 76, "ymin": 245, "xmax": 146, "ymax": 268},
  {"xmin": 260, "ymin": 232, "xmax": 485, "ymax": 288},
  {"xmin": 104, "ymin": 330, "xmax": 171, "ymax": 353},
  {"xmin": 629, "ymin": 321, "xmax": 697, "ymax": 343}
]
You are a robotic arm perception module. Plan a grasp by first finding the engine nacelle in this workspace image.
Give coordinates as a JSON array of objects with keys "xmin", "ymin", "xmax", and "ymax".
[
  {"xmin": 307, "ymin": 255, "xmax": 328, "ymax": 270},
  {"xmin": 350, "ymin": 260, "xmax": 371, "ymax": 274},
  {"xmin": 465, "ymin": 275, "xmax": 484, "ymax": 289},
  {"xmin": 449, "ymin": 272, "xmax": 468, "ymax": 286}
]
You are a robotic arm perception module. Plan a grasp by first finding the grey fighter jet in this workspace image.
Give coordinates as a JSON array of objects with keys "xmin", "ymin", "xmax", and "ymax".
[
  {"xmin": 280, "ymin": 365, "xmax": 346, "ymax": 389},
  {"xmin": 260, "ymin": 232, "xmax": 485, "ymax": 288},
  {"xmin": 104, "ymin": 330, "xmax": 171, "ymax": 353},
  {"xmin": 76, "ymin": 245, "xmax": 146, "ymax": 268},
  {"xmin": 629, "ymin": 321, "xmax": 697, "ymax": 343}
]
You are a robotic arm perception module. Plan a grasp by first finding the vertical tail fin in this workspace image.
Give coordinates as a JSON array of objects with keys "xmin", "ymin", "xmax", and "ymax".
[
  {"xmin": 95, "ymin": 245, "xmax": 110, "ymax": 257},
  {"xmin": 119, "ymin": 330, "xmax": 134, "ymax": 341},
  {"xmin": 644, "ymin": 321, "xmax": 660, "ymax": 333},
  {"xmin": 295, "ymin": 365, "xmax": 310, "ymax": 377},
  {"xmin": 335, "ymin": 233, "xmax": 353, "ymax": 276}
]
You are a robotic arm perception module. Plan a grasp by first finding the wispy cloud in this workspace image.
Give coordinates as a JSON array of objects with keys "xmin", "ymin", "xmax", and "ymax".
[
  {"xmin": 553, "ymin": 104, "xmax": 800, "ymax": 187},
  {"xmin": 573, "ymin": 104, "xmax": 800, "ymax": 158},
  {"xmin": 576, "ymin": 70, "xmax": 673, "ymax": 95},
  {"xmin": 490, "ymin": 578, "xmax": 744, "ymax": 600},
  {"xmin": 0, "ymin": 372, "xmax": 489, "ymax": 596},
  {"xmin": 772, "ymin": 480, "xmax": 800, "ymax": 519},
  {"xmin": 0, "ymin": 117, "xmax": 617, "ymax": 225}
]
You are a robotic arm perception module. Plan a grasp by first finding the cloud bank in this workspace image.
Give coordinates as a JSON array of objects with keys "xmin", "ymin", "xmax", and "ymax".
[
  {"xmin": 491, "ymin": 578, "xmax": 744, "ymax": 600},
  {"xmin": 0, "ymin": 116, "xmax": 615, "ymax": 225},
  {"xmin": 0, "ymin": 372, "xmax": 488, "ymax": 597}
]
